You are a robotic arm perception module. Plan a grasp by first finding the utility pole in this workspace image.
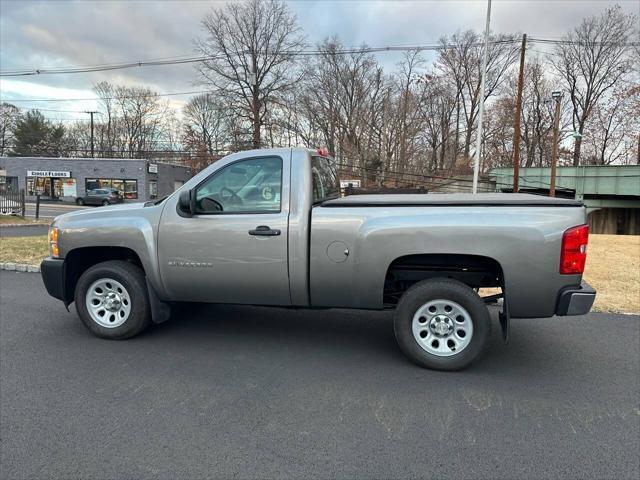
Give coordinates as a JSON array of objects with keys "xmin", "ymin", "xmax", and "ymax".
[
  {"xmin": 472, "ymin": 0, "xmax": 492, "ymax": 194},
  {"xmin": 85, "ymin": 111, "xmax": 97, "ymax": 158},
  {"xmin": 511, "ymin": 33, "xmax": 527, "ymax": 193},
  {"xmin": 549, "ymin": 91, "xmax": 563, "ymax": 197}
]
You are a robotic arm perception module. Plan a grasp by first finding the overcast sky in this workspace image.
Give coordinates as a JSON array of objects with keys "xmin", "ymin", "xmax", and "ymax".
[{"xmin": 0, "ymin": 0, "xmax": 637, "ymax": 121}]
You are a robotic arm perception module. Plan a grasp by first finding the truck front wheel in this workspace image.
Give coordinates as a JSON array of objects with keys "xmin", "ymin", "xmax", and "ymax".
[
  {"xmin": 74, "ymin": 260, "xmax": 152, "ymax": 339},
  {"xmin": 394, "ymin": 279, "xmax": 491, "ymax": 371}
]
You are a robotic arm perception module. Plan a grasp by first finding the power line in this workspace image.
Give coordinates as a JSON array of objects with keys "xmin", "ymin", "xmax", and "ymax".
[
  {"xmin": 528, "ymin": 37, "xmax": 639, "ymax": 47},
  {"xmin": 9, "ymin": 37, "xmax": 632, "ymax": 78},
  {"xmin": 1, "ymin": 89, "xmax": 211, "ymax": 103},
  {"xmin": 15, "ymin": 106, "xmax": 86, "ymax": 113},
  {"xmin": 0, "ymin": 41, "xmax": 518, "ymax": 77},
  {"xmin": 2, "ymin": 37, "xmax": 637, "ymax": 78}
]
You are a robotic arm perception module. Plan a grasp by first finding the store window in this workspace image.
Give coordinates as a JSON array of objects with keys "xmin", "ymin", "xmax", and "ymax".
[
  {"xmin": 85, "ymin": 178, "xmax": 100, "ymax": 191},
  {"xmin": 148, "ymin": 180, "xmax": 158, "ymax": 199},
  {"xmin": 124, "ymin": 180, "xmax": 137, "ymax": 199},
  {"xmin": 85, "ymin": 178, "xmax": 138, "ymax": 199},
  {"xmin": 0, "ymin": 176, "xmax": 18, "ymax": 194},
  {"xmin": 112, "ymin": 179, "xmax": 124, "ymax": 194},
  {"xmin": 26, "ymin": 177, "xmax": 51, "ymax": 196}
]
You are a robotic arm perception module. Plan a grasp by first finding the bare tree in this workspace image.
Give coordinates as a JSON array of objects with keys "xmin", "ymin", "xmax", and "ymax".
[
  {"xmin": 583, "ymin": 84, "xmax": 640, "ymax": 165},
  {"xmin": 518, "ymin": 59, "xmax": 556, "ymax": 167},
  {"xmin": 299, "ymin": 39, "xmax": 384, "ymax": 176},
  {"xmin": 114, "ymin": 85, "xmax": 171, "ymax": 158},
  {"xmin": 551, "ymin": 5, "xmax": 636, "ymax": 166},
  {"xmin": 437, "ymin": 30, "xmax": 519, "ymax": 161},
  {"xmin": 183, "ymin": 94, "xmax": 229, "ymax": 156},
  {"xmin": 94, "ymin": 81, "xmax": 117, "ymax": 157},
  {"xmin": 0, "ymin": 103, "xmax": 20, "ymax": 156},
  {"xmin": 195, "ymin": 0, "xmax": 305, "ymax": 149}
]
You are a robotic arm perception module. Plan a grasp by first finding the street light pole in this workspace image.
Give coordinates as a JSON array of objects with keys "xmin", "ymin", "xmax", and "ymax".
[
  {"xmin": 549, "ymin": 92, "xmax": 563, "ymax": 197},
  {"xmin": 472, "ymin": 0, "xmax": 492, "ymax": 194}
]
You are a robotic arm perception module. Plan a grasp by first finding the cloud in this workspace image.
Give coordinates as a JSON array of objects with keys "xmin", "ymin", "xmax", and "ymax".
[{"xmin": 0, "ymin": 0, "xmax": 636, "ymax": 117}]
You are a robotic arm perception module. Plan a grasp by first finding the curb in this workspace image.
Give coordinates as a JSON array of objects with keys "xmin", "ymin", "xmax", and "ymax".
[{"xmin": 0, "ymin": 262, "xmax": 40, "ymax": 273}]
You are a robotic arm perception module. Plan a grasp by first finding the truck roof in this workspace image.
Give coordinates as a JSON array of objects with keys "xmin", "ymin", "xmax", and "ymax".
[{"xmin": 322, "ymin": 193, "xmax": 583, "ymax": 207}]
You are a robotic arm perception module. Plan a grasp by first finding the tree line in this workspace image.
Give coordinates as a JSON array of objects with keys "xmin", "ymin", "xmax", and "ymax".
[{"xmin": 1, "ymin": 0, "xmax": 638, "ymax": 186}]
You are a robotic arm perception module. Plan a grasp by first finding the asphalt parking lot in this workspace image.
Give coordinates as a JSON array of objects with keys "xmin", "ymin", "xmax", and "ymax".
[{"xmin": 1, "ymin": 272, "xmax": 638, "ymax": 479}]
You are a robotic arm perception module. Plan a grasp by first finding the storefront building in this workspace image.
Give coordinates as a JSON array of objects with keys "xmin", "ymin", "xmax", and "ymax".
[{"xmin": 0, "ymin": 157, "xmax": 192, "ymax": 202}]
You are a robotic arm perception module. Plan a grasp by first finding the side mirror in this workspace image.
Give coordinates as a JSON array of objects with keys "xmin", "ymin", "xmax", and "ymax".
[{"xmin": 178, "ymin": 189, "xmax": 194, "ymax": 216}]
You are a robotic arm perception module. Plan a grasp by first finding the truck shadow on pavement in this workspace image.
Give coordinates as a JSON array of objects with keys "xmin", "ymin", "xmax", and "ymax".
[{"xmin": 131, "ymin": 302, "xmax": 607, "ymax": 381}]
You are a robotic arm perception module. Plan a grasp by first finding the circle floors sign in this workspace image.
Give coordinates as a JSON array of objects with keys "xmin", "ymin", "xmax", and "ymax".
[{"xmin": 27, "ymin": 170, "xmax": 71, "ymax": 178}]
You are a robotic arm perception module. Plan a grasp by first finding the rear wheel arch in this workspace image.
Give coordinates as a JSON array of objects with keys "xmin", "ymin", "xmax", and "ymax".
[{"xmin": 383, "ymin": 253, "xmax": 505, "ymax": 306}]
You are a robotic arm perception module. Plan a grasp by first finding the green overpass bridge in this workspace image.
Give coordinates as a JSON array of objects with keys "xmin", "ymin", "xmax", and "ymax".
[
  {"xmin": 489, "ymin": 165, "xmax": 640, "ymax": 234},
  {"xmin": 490, "ymin": 165, "xmax": 640, "ymax": 209}
]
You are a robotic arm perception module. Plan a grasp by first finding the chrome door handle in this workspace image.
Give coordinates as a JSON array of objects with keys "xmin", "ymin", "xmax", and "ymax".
[{"xmin": 248, "ymin": 225, "xmax": 281, "ymax": 236}]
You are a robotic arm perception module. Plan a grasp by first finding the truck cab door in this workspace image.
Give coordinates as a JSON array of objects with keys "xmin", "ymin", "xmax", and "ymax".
[{"xmin": 157, "ymin": 154, "xmax": 291, "ymax": 306}]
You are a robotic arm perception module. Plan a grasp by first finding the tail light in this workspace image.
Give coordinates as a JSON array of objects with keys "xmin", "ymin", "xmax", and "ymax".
[{"xmin": 560, "ymin": 224, "xmax": 589, "ymax": 274}]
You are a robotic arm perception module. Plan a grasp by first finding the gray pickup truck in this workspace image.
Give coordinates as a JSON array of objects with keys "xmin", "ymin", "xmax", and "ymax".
[{"xmin": 41, "ymin": 147, "xmax": 595, "ymax": 370}]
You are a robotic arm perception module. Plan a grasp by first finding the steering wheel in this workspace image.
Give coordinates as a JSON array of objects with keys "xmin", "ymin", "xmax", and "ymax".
[{"xmin": 220, "ymin": 187, "xmax": 243, "ymax": 205}]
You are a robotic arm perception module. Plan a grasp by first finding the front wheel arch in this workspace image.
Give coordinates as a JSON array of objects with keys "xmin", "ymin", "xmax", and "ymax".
[{"xmin": 63, "ymin": 246, "xmax": 144, "ymax": 305}]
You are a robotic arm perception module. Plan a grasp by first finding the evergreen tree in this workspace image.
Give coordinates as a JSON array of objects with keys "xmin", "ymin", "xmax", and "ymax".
[{"xmin": 10, "ymin": 110, "xmax": 65, "ymax": 157}]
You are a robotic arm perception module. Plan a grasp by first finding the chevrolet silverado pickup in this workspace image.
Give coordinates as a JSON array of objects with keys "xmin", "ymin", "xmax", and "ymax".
[{"xmin": 41, "ymin": 147, "xmax": 596, "ymax": 370}]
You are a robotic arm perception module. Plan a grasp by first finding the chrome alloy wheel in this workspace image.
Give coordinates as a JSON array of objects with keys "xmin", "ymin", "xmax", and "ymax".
[
  {"xmin": 412, "ymin": 299, "xmax": 474, "ymax": 356},
  {"xmin": 85, "ymin": 278, "xmax": 131, "ymax": 328}
]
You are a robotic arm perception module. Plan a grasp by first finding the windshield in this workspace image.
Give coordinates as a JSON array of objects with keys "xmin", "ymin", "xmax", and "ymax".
[{"xmin": 311, "ymin": 156, "xmax": 340, "ymax": 204}]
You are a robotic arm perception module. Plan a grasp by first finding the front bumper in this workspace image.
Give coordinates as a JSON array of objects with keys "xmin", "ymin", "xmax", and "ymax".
[
  {"xmin": 556, "ymin": 281, "xmax": 596, "ymax": 316},
  {"xmin": 40, "ymin": 257, "xmax": 67, "ymax": 302}
]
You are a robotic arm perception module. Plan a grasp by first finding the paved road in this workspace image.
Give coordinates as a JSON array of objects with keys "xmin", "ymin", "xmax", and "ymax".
[
  {"xmin": 24, "ymin": 201, "xmax": 90, "ymax": 219},
  {"xmin": 1, "ymin": 272, "xmax": 638, "ymax": 479},
  {"xmin": 1, "ymin": 203, "xmax": 91, "ymax": 237}
]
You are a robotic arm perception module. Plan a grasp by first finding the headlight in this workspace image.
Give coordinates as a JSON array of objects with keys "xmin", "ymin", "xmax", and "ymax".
[{"xmin": 48, "ymin": 226, "xmax": 59, "ymax": 258}]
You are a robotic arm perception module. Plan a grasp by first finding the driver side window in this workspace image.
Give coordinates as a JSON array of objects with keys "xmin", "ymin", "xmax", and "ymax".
[{"xmin": 195, "ymin": 157, "xmax": 282, "ymax": 214}]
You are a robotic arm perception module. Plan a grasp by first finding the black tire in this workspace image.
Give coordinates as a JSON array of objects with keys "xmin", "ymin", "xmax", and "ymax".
[
  {"xmin": 74, "ymin": 260, "xmax": 152, "ymax": 339},
  {"xmin": 76, "ymin": 198, "xmax": 84, "ymax": 206},
  {"xmin": 394, "ymin": 279, "xmax": 491, "ymax": 371},
  {"xmin": 101, "ymin": 199, "xmax": 110, "ymax": 206}
]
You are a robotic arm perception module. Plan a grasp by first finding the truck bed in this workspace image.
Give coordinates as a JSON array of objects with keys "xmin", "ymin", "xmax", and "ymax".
[{"xmin": 322, "ymin": 193, "xmax": 583, "ymax": 207}]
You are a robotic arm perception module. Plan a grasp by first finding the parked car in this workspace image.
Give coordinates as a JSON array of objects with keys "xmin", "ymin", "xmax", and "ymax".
[
  {"xmin": 76, "ymin": 188, "xmax": 123, "ymax": 206},
  {"xmin": 40, "ymin": 147, "xmax": 595, "ymax": 370}
]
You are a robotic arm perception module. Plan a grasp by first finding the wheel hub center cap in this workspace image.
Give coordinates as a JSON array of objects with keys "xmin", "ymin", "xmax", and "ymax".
[
  {"xmin": 432, "ymin": 316, "xmax": 452, "ymax": 336},
  {"xmin": 104, "ymin": 293, "xmax": 122, "ymax": 311}
]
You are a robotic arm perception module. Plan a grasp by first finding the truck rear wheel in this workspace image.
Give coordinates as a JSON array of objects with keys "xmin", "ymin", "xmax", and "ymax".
[
  {"xmin": 394, "ymin": 279, "xmax": 491, "ymax": 371},
  {"xmin": 74, "ymin": 260, "xmax": 151, "ymax": 339}
]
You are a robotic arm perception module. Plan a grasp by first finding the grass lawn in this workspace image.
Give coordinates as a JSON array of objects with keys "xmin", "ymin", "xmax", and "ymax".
[
  {"xmin": 0, "ymin": 216, "xmax": 50, "ymax": 225},
  {"xmin": 0, "ymin": 235, "xmax": 49, "ymax": 266},
  {"xmin": 585, "ymin": 234, "xmax": 640, "ymax": 314},
  {"xmin": 1, "ymin": 233, "xmax": 638, "ymax": 314}
]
